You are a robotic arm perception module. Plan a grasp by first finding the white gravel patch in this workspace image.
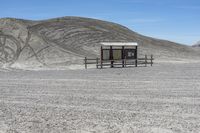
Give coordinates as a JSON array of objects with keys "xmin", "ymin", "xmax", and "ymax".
[{"xmin": 0, "ymin": 62, "xmax": 200, "ymax": 132}]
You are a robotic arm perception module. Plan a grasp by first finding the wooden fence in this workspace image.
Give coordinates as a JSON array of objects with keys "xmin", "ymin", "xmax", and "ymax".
[{"xmin": 84, "ymin": 55, "xmax": 154, "ymax": 69}]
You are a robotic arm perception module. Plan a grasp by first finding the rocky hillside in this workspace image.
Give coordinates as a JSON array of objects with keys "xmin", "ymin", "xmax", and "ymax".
[
  {"xmin": 0, "ymin": 17, "xmax": 199, "ymax": 69},
  {"xmin": 193, "ymin": 41, "xmax": 200, "ymax": 47}
]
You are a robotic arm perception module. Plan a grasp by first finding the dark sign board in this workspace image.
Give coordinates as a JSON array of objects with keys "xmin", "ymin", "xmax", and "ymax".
[
  {"xmin": 102, "ymin": 48, "xmax": 136, "ymax": 60},
  {"xmin": 124, "ymin": 49, "xmax": 136, "ymax": 59}
]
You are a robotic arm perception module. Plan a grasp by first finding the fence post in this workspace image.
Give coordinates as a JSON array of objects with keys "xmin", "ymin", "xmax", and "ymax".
[
  {"xmin": 151, "ymin": 55, "xmax": 153, "ymax": 66},
  {"xmin": 135, "ymin": 46, "xmax": 138, "ymax": 67},
  {"xmin": 101, "ymin": 46, "xmax": 103, "ymax": 69},
  {"xmin": 122, "ymin": 46, "xmax": 125, "ymax": 67},
  {"xmin": 85, "ymin": 57, "xmax": 87, "ymax": 69},
  {"xmin": 125, "ymin": 56, "xmax": 126, "ymax": 67},
  {"xmin": 145, "ymin": 55, "xmax": 147, "ymax": 67},
  {"xmin": 96, "ymin": 58, "xmax": 99, "ymax": 69},
  {"xmin": 135, "ymin": 59, "xmax": 137, "ymax": 67}
]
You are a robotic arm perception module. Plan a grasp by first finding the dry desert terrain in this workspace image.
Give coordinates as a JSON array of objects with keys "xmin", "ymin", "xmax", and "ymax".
[{"xmin": 0, "ymin": 62, "xmax": 200, "ymax": 133}]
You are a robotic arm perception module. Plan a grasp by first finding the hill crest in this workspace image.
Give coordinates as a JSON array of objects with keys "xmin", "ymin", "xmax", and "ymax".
[{"xmin": 0, "ymin": 16, "xmax": 199, "ymax": 69}]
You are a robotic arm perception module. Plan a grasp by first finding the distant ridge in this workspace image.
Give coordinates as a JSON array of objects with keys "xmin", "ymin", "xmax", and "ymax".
[
  {"xmin": 0, "ymin": 16, "xmax": 200, "ymax": 69},
  {"xmin": 192, "ymin": 41, "xmax": 200, "ymax": 47}
]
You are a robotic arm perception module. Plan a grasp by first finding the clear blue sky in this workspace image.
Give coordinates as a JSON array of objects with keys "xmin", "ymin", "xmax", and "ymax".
[{"xmin": 0, "ymin": 0, "xmax": 200, "ymax": 45}]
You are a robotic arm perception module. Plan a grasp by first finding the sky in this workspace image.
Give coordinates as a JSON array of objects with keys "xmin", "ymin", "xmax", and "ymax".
[{"xmin": 0, "ymin": 0, "xmax": 200, "ymax": 45}]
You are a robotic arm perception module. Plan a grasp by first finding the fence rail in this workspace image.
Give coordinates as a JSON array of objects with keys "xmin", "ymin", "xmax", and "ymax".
[{"xmin": 84, "ymin": 55, "xmax": 154, "ymax": 69}]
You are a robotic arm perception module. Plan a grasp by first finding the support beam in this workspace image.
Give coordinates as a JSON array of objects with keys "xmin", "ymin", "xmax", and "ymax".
[
  {"xmin": 110, "ymin": 46, "xmax": 114, "ymax": 68},
  {"xmin": 145, "ymin": 55, "xmax": 147, "ymax": 67},
  {"xmin": 85, "ymin": 57, "xmax": 87, "ymax": 69},
  {"xmin": 101, "ymin": 46, "xmax": 103, "ymax": 68},
  {"xmin": 135, "ymin": 46, "xmax": 138, "ymax": 67},
  {"xmin": 122, "ymin": 46, "xmax": 125, "ymax": 67}
]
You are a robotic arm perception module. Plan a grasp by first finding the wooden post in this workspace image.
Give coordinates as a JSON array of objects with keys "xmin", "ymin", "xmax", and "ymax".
[
  {"xmin": 122, "ymin": 46, "xmax": 125, "ymax": 67},
  {"xmin": 85, "ymin": 57, "xmax": 87, "ymax": 69},
  {"xmin": 101, "ymin": 46, "xmax": 103, "ymax": 69},
  {"xmin": 151, "ymin": 55, "xmax": 153, "ymax": 66},
  {"xmin": 135, "ymin": 46, "xmax": 138, "ymax": 67},
  {"xmin": 110, "ymin": 46, "xmax": 113, "ymax": 68},
  {"xmin": 125, "ymin": 56, "xmax": 127, "ymax": 67},
  {"xmin": 96, "ymin": 58, "xmax": 99, "ymax": 69},
  {"xmin": 145, "ymin": 55, "xmax": 147, "ymax": 67}
]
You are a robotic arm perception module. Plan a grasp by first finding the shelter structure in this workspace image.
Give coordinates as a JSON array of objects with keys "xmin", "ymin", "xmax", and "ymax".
[{"xmin": 100, "ymin": 42, "xmax": 138, "ymax": 68}]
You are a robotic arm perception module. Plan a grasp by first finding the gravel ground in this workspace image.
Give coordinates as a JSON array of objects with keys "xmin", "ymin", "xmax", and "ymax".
[{"xmin": 0, "ymin": 62, "xmax": 200, "ymax": 133}]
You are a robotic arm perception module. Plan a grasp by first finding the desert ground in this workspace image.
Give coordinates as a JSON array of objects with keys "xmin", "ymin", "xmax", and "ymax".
[
  {"xmin": 1, "ymin": 16, "xmax": 200, "ymax": 133},
  {"xmin": 0, "ymin": 62, "xmax": 200, "ymax": 133}
]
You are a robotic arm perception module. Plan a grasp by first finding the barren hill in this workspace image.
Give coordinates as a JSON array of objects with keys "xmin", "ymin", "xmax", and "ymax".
[
  {"xmin": 193, "ymin": 41, "xmax": 200, "ymax": 47},
  {"xmin": 0, "ymin": 17, "xmax": 199, "ymax": 69}
]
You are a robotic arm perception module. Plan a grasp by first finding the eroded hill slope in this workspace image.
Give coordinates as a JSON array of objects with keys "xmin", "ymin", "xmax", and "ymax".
[{"xmin": 0, "ymin": 17, "xmax": 199, "ymax": 69}]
